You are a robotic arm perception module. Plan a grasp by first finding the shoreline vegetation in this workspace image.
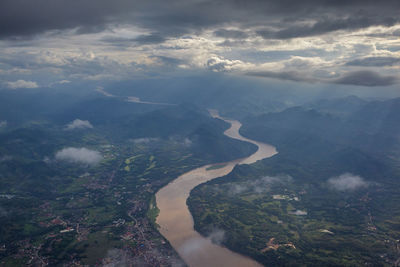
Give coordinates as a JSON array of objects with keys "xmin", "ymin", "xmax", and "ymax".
[
  {"xmin": 0, "ymin": 104, "xmax": 256, "ymax": 266},
  {"xmin": 188, "ymin": 99, "xmax": 400, "ymax": 266}
]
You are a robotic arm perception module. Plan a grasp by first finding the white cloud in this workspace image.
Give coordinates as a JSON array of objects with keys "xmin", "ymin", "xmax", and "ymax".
[
  {"xmin": 290, "ymin": 210, "xmax": 308, "ymax": 216},
  {"xmin": 183, "ymin": 138, "xmax": 192, "ymax": 147},
  {"xmin": 327, "ymin": 173, "xmax": 369, "ymax": 191},
  {"xmin": 65, "ymin": 119, "xmax": 93, "ymax": 130},
  {"xmin": 131, "ymin": 137, "xmax": 160, "ymax": 144},
  {"xmin": 58, "ymin": 80, "xmax": 71, "ymax": 84},
  {"xmin": 6, "ymin": 80, "xmax": 38, "ymax": 89},
  {"xmin": 1, "ymin": 23, "xmax": 399, "ymax": 86},
  {"xmin": 55, "ymin": 147, "xmax": 102, "ymax": 166},
  {"xmin": 0, "ymin": 121, "xmax": 7, "ymax": 128},
  {"xmin": 179, "ymin": 229, "xmax": 225, "ymax": 259},
  {"xmin": 206, "ymin": 56, "xmax": 248, "ymax": 72},
  {"xmin": 226, "ymin": 174, "xmax": 293, "ymax": 195},
  {"xmin": 207, "ymin": 229, "xmax": 225, "ymax": 245}
]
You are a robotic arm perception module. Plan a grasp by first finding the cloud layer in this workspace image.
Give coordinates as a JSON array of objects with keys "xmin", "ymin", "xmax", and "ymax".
[
  {"xmin": 55, "ymin": 147, "xmax": 102, "ymax": 166},
  {"xmin": 1, "ymin": 0, "xmax": 400, "ymax": 39},
  {"xmin": 130, "ymin": 137, "xmax": 160, "ymax": 144},
  {"xmin": 226, "ymin": 174, "xmax": 293, "ymax": 195},
  {"xmin": 334, "ymin": 71, "xmax": 398, "ymax": 87},
  {"xmin": 66, "ymin": 119, "xmax": 93, "ymax": 130},
  {"xmin": 6, "ymin": 80, "xmax": 38, "ymax": 89},
  {"xmin": 0, "ymin": 0, "xmax": 399, "ymax": 87},
  {"xmin": 179, "ymin": 229, "xmax": 225, "ymax": 259},
  {"xmin": 327, "ymin": 173, "xmax": 369, "ymax": 191}
]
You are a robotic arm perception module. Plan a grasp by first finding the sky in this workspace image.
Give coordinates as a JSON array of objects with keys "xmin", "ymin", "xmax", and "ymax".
[{"xmin": 0, "ymin": 0, "xmax": 399, "ymax": 90}]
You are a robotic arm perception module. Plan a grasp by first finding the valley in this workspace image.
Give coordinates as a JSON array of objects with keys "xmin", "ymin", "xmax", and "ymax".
[{"xmin": 156, "ymin": 111, "xmax": 276, "ymax": 267}]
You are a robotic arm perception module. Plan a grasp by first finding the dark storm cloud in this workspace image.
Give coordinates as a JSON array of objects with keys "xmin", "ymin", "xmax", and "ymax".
[
  {"xmin": 246, "ymin": 70, "xmax": 316, "ymax": 83},
  {"xmin": 346, "ymin": 57, "xmax": 400, "ymax": 67},
  {"xmin": 101, "ymin": 33, "xmax": 167, "ymax": 46},
  {"xmin": 334, "ymin": 71, "xmax": 398, "ymax": 87},
  {"xmin": 0, "ymin": 0, "xmax": 221, "ymax": 39},
  {"xmin": 0, "ymin": 0, "xmax": 121, "ymax": 38},
  {"xmin": 257, "ymin": 16, "xmax": 397, "ymax": 39},
  {"xmin": 149, "ymin": 56, "xmax": 184, "ymax": 67},
  {"xmin": 1, "ymin": 0, "xmax": 400, "ymax": 39},
  {"xmin": 247, "ymin": 70, "xmax": 399, "ymax": 87}
]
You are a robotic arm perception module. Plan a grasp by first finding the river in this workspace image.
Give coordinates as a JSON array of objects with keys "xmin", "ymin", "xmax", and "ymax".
[{"xmin": 156, "ymin": 110, "xmax": 277, "ymax": 267}]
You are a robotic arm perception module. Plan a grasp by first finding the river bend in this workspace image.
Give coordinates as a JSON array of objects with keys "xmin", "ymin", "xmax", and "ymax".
[{"xmin": 156, "ymin": 110, "xmax": 277, "ymax": 267}]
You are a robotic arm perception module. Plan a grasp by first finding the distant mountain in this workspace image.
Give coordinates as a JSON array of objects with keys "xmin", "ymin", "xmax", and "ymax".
[
  {"xmin": 305, "ymin": 95, "xmax": 367, "ymax": 117},
  {"xmin": 189, "ymin": 97, "xmax": 400, "ymax": 267},
  {"xmin": 103, "ymin": 75, "xmax": 302, "ymax": 119},
  {"xmin": 188, "ymin": 98, "xmax": 400, "ymax": 267},
  {"xmin": 52, "ymin": 96, "xmax": 159, "ymax": 125},
  {"xmin": 104, "ymin": 103, "xmax": 257, "ymax": 160},
  {"xmin": 0, "ymin": 93, "xmax": 257, "ymax": 168},
  {"xmin": 241, "ymin": 97, "xmax": 400, "ymax": 168}
]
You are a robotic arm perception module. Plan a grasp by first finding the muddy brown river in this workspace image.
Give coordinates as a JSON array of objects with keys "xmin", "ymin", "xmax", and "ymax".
[{"xmin": 156, "ymin": 110, "xmax": 277, "ymax": 267}]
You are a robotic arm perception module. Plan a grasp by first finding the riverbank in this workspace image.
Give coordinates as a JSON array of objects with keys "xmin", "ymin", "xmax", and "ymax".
[{"xmin": 155, "ymin": 111, "xmax": 277, "ymax": 267}]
